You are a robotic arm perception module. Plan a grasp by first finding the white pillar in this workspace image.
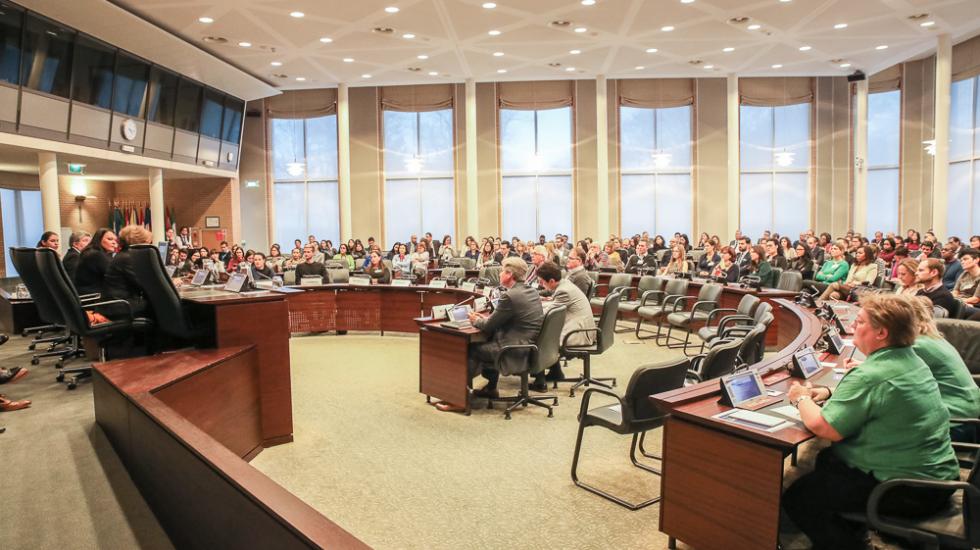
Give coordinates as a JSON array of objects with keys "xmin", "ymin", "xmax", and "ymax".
[
  {"xmin": 854, "ymin": 79, "xmax": 869, "ymax": 234},
  {"xmin": 932, "ymin": 34, "xmax": 952, "ymax": 240},
  {"xmin": 596, "ymin": 75, "xmax": 610, "ymax": 238},
  {"xmin": 726, "ymin": 74, "xmax": 739, "ymax": 238},
  {"xmin": 148, "ymin": 168, "xmax": 165, "ymax": 243},
  {"xmin": 465, "ymin": 79, "xmax": 479, "ymax": 239},
  {"xmin": 37, "ymin": 152, "xmax": 60, "ymax": 234},
  {"xmin": 337, "ymin": 83, "xmax": 353, "ymax": 241}
]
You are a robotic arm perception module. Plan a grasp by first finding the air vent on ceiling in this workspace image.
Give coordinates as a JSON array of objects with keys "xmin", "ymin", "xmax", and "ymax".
[
  {"xmin": 548, "ymin": 62, "xmax": 562, "ymax": 67},
  {"xmin": 688, "ymin": 59, "xmax": 703, "ymax": 65},
  {"xmin": 907, "ymin": 13, "xmax": 930, "ymax": 21},
  {"xmin": 728, "ymin": 17, "xmax": 750, "ymax": 25},
  {"xmin": 202, "ymin": 36, "xmax": 228, "ymax": 44},
  {"xmin": 408, "ymin": 67, "xmax": 421, "ymax": 72},
  {"xmin": 550, "ymin": 20, "xmax": 571, "ymax": 28},
  {"xmin": 373, "ymin": 27, "xmax": 394, "ymax": 34}
]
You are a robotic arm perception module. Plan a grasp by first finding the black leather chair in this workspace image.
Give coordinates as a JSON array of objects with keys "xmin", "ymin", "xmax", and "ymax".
[
  {"xmin": 777, "ymin": 270, "xmax": 804, "ymax": 292},
  {"xmin": 127, "ymin": 244, "xmax": 198, "ymax": 343},
  {"xmin": 488, "ymin": 305, "xmax": 566, "ymax": 419},
  {"xmin": 663, "ymin": 283, "xmax": 724, "ymax": 354},
  {"xmin": 570, "ymin": 358, "xmax": 689, "ymax": 510},
  {"xmin": 36, "ymin": 247, "xmax": 151, "ymax": 389},
  {"xmin": 936, "ymin": 319, "xmax": 980, "ymax": 386},
  {"xmin": 559, "ymin": 290, "xmax": 621, "ymax": 397},
  {"xmin": 685, "ymin": 337, "xmax": 742, "ymax": 384},
  {"xmin": 635, "ymin": 278, "xmax": 689, "ymax": 340},
  {"xmin": 696, "ymin": 294, "xmax": 759, "ymax": 354}
]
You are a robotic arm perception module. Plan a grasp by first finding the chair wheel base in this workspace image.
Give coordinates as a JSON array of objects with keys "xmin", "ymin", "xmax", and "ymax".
[
  {"xmin": 56, "ymin": 373, "xmax": 64, "ymax": 382},
  {"xmin": 30, "ymin": 358, "xmax": 39, "ymax": 365}
]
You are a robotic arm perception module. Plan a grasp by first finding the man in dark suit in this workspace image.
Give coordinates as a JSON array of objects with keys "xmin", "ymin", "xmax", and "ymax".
[
  {"xmin": 735, "ymin": 236, "xmax": 753, "ymax": 272},
  {"xmin": 536, "ymin": 261, "xmax": 595, "ymax": 389},
  {"xmin": 494, "ymin": 241, "xmax": 517, "ymax": 263},
  {"xmin": 217, "ymin": 241, "xmax": 232, "ymax": 266},
  {"xmin": 438, "ymin": 257, "xmax": 543, "ymax": 411},
  {"xmin": 62, "ymin": 230, "xmax": 91, "ymax": 279},
  {"xmin": 625, "ymin": 240, "xmax": 658, "ymax": 273}
]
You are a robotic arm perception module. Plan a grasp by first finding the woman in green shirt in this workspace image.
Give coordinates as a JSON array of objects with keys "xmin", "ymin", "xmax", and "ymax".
[
  {"xmin": 747, "ymin": 245, "xmax": 776, "ymax": 287},
  {"xmin": 814, "ymin": 243, "xmax": 850, "ymax": 284},
  {"xmin": 783, "ymin": 293, "xmax": 959, "ymax": 550},
  {"xmin": 332, "ymin": 244, "xmax": 356, "ymax": 271}
]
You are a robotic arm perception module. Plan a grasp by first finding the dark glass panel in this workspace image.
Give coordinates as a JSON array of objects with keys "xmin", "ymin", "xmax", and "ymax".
[
  {"xmin": 112, "ymin": 53, "xmax": 148, "ymax": 117},
  {"xmin": 221, "ymin": 97, "xmax": 244, "ymax": 143},
  {"xmin": 199, "ymin": 88, "xmax": 223, "ymax": 138},
  {"xmin": 0, "ymin": 2, "xmax": 23, "ymax": 85},
  {"xmin": 173, "ymin": 78, "xmax": 201, "ymax": 132},
  {"xmin": 20, "ymin": 14, "xmax": 73, "ymax": 98},
  {"xmin": 146, "ymin": 66, "xmax": 177, "ymax": 125},
  {"xmin": 71, "ymin": 34, "xmax": 115, "ymax": 108}
]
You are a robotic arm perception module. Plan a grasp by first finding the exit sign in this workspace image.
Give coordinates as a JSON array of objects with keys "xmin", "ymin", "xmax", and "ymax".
[{"xmin": 67, "ymin": 163, "xmax": 86, "ymax": 175}]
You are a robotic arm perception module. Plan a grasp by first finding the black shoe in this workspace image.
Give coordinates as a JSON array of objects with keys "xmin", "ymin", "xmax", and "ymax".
[
  {"xmin": 545, "ymin": 367, "xmax": 565, "ymax": 382},
  {"xmin": 529, "ymin": 380, "xmax": 548, "ymax": 392},
  {"xmin": 0, "ymin": 367, "xmax": 22, "ymax": 385},
  {"xmin": 472, "ymin": 386, "xmax": 499, "ymax": 399},
  {"xmin": 0, "ymin": 334, "xmax": 8, "ymax": 346}
]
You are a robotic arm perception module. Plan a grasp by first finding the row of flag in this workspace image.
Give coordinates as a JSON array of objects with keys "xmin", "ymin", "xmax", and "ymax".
[{"xmin": 108, "ymin": 203, "xmax": 177, "ymax": 235}]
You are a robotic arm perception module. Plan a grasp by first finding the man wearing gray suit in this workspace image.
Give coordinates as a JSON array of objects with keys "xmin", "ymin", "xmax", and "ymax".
[
  {"xmin": 564, "ymin": 248, "xmax": 592, "ymax": 296},
  {"xmin": 437, "ymin": 257, "xmax": 543, "ymax": 411},
  {"xmin": 535, "ymin": 262, "xmax": 596, "ymax": 390}
]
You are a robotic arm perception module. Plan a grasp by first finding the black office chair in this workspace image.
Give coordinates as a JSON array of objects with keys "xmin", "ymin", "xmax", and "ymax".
[
  {"xmin": 441, "ymin": 267, "xmax": 466, "ymax": 286},
  {"xmin": 36, "ymin": 248, "xmax": 151, "ymax": 389},
  {"xmin": 480, "ymin": 266, "xmax": 502, "ymax": 286},
  {"xmin": 488, "ymin": 305, "xmax": 566, "ymax": 419},
  {"xmin": 8, "ymin": 247, "xmax": 85, "ymax": 366},
  {"xmin": 936, "ymin": 319, "xmax": 980, "ymax": 386},
  {"xmin": 662, "ymin": 283, "xmax": 724, "ymax": 354},
  {"xmin": 635, "ymin": 278, "xmax": 689, "ymax": 340},
  {"xmin": 616, "ymin": 275, "xmax": 664, "ymax": 332},
  {"xmin": 716, "ymin": 318, "xmax": 770, "ymax": 370},
  {"xmin": 570, "ymin": 358, "xmax": 689, "ymax": 510},
  {"xmin": 559, "ymin": 291, "xmax": 620, "ymax": 397},
  {"xmin": 685, "ymin": 337, "xmax": 742, "ymax": 384},
  {"xmin": 127, "ymin": 244, "xmax": 198, "ymax": 344},
  {"xmin": 589, "ymin": 273, "xmax": 633, "ymax": 310},
  {"xmin": 695, "ymin": 294, "xmax": 759, "ymax": 354}
]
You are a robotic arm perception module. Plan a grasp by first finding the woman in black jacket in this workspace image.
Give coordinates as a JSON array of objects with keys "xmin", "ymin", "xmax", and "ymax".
[{"xmin": 74, "ymin": 228, "xmax": 118, "ymax": 295}]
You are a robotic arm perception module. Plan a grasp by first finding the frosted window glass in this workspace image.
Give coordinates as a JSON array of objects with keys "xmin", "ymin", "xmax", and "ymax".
[
  {"xmin": 307, "ymin": 181, "xmax": 340, "ymax": 245},
  {"xmin": 501, "ymin": 176, "xmax": 537, "ymax": 241},
  {"xmin": 868, "ymin": 91, "xmax": 900, "ymax": 167},
  {"xmin": 950, "ymin": 79, "xmax": 973, "ymax": 161},
  {"xmin": 306, "ymin": 116, "xmax": 338, "ymax": 180},
  {"xmin": 419, "ymin": 110, "xmax": 454, "ymax": 175},
  {"xmin": 385, "ymin": 179, "xmax": 422, "ymax": 246},
  {"xmin": 19, "ymin": 190, "xmax": 42, "ymax": 247},
  {"xmin": 271, "ymin": 119, "xmax": 305, "ymax": 181},
  {"xmin": 620, "ymin": 174, "xmax": 656, "ymax": 237},
  {"xmin": 274, "ymin": 183, "xmax": 306, "ymax": 246},
  {"xmin": 866, "ymin": 169, "xmax": 899, "ymax": 235},
  {"xmin": 620, "ymin": 107, "xmax": 655, "ymax": 170},
  {"xmin": 537, "ymin": 176, "xmax": 573, "ymax": 239},
  {"xmin": 740, "ymin": 173, "xmax": 773, "ymax": 240},
  {"xmin": 421, "ymin": 178, "xmax": 455, "ymax": 241},
  {"xmin": 536, "ymin": 108, "xmax": 572, "ymax": 170},
  {"xmin": 772, "ymin": 173, "xmax": 809, "ymax": 238},
  {"xmin": 774, "ymin": 103, "xmax": 810, "ymax": 171},
  {"xmin": 740, "ymin": 105, "xmax": 774, "ymax": 171},
  {"xmin": 383, "ymin": 111, "xmax": 417, "ymax": 177},
  {"xmin": 657, "ymin": 106, "xmax": 692, "ymax": 169},
  {"xmin": 500, "ymin": 110, "xmax": 535, "ymax": 172},
  {"xmin": 656, "ymin": 174, "xmax": 692, "ymax": 237},
  {"xmin": 947, "ymin": 162, "xmax": 971, "ymax": 239}
]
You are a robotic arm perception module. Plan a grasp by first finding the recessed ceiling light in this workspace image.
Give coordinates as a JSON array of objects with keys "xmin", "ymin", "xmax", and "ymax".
[
  {"xmin": 402, "ymin": 33, "xmax": 415, "ymax": 39},
  {"xmin": 569, "ymin": 49, "xmax": 581, "ymax": 55},
  {"xmin": 384, "ymin": 6, "xmax": 399, "ymax": 13},
  {"xmin": 238, "ymin": 41, "xmax": 252, "ymax": 47},
  {"xmin": 295, "ymin": 77, "xmax": 306, "ymax": 81},
  {"xmin": 704, "ymin": 64, "xmax": 714, "ymax": 69},
  {"xmin": 876, "ymin": 44, "xmax": 888, "ymax": 50},
  {"xmin": 343, "ymin": 57, "xmax": 354, "ymax": 63},
  {"xmin": 270, "ymin": 61, "xmax": 283, "ymax": 66},
  {"xmin": 681, "ymin": 0, "xmax": 695, "ymax": 3},
  {"xmin": 799, "ymin": 46, "xmax": 811, "ymax": 51},
  {"xmin": 482, "ymin": 2, "xmax": 496, "ymax": 8},
  {"xmin": 362, "ymin": 74, "xmax": 372, "ymax": 79},
  {"xmin": 574, "ymin": 27, "xmax": 588, "ymax": 33},
  {"xmin": 779, "ymin": 0, "xmax": 791, "ymax": 3},
  {"xmin": 497, "ymin": 69, "xmax": 507, "ymax": 73},
  {"xmin": 723, "ymin": 47, "xmax": 734, "ymax": 52},
  {"xmin": 493, "ymin": 51, "xmax": 504, "ymax": 57},
  {"xmin": 771, "ymin": 64, "xmax": 782, "ymax": 68},
  {"xmin": 661, "ymin": 25, "xmax": 674, "ymax": 32},
  {"xmin": 428, "ymin": 71, "xmax": 439, "ymax": 76},
  {"xmin": 834, "ymin": 23, "xmax": 847, "ymax": 29},
  {"xmin": 839, "ymin": 63, "xmax": 851, "ymax": 68},
  {"xmin": 565, "ymin": 67, "xmax": 576, "ymax": 72},
  {"xmin": 198, "ymin": 16, "xmax": 214, "ymax": 24},
  {"xmin": 488, "ymin": 29, "xmax": 501, "ymax": 36},
  {"xmin": 289, "ymin": 11, "xmax": 304, "ymax": 18},
  {"xmin": 417, "ymin": 54, "xmax": 429, "ymax": 59},
  {"xmin": 645, "ymin": 48, "xmax": 658, "ymax": 53},
  {"xmin": 582, "ymin": 0, "xmax": 596, "ymax": 5},
  {"xmin": 920, "ymin": 21, "xmax": 935, "ymax": 27},
  {"xmin": 747, "ymin": 24, "xmax": 761, "ymax": 30},
  {"xmin": 319, "ymin": 37, "xmax": 333, "ymax": 43},
  {"xmin": 635, "ymin": 65, "xmax": 645, "ymax": 70}
]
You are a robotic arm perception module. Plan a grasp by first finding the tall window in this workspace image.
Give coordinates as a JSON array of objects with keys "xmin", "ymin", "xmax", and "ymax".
[
  {"xmin": 949, "ymin": 76, "xmax": 980, "ymax": 238},
  {"xmin": 382, "ymin": 109, "xmax": 454, "ymax": 247},
  {"xmin": 499, "ymin": 107, "xmax": 573, "ymax": 241},
  {"xmin": 739, "ymin": 103, "xmax": 811, "ymax": 240},
  {"xmin": 619, "ymin": 105, "xmax": 693, "ymax": 237},
  {"xmin": 1, "ymin": 188, "xmax": 43, "ymax": 277},
  {"xmin": 271, "ymin": 115, "xmax": 339, "ymax": 247},
  {"xmin": 866, "ymin": 90, "xmax": 901, "ymax": 235}
]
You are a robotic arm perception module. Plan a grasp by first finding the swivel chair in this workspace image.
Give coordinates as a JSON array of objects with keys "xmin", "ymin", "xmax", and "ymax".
[
  {"xmin": 685, "ymin": 337, "xmax": 742, "ymax": 384},
  {"xmin": 570, "ymin": 358, "xmax": 689, "ymax": 510},
  {"xmin": 616, "ymin": 276, "xmax": 664, "ymax": 332},
  {"xmin": 634, "ymin": 278, "xmax": 689, "ymax": 341},
  {"xmin": 128, "ymin": 244, "xmax": 198, "ymax": 345},
  {"xmin": 589, "ymin": 273, "xmax": 633, "ymax": 310},
  {"xmin": 662, "ymin": 283, "xmax": 723, "ymax": 354},
  {"xmin": 559, "ymin": 291, "xmax": 620, "ymax": 397},
  {"xmin": 695, "ymin": 294, "xmax": 760, "ymax": 354}
]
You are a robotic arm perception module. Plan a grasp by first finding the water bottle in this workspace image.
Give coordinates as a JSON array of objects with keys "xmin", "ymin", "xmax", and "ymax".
[{"xmin": 272, "ymin": 276, "xmax": 283, "ymax": 288}]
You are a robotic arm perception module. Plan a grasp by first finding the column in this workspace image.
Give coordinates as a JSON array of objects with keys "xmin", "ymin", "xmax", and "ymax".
[
  {"xmin": 932, "ymin": 33, "xmax": 952, "ymax": 239},
  {"xmin": 465, "ymin": 79, "xmax": 479, "ymax": 238},
  {"xmin": 854, "ymin": 79, "xmax": 869, "ymax": 234},
  {"xmin": 37, "ymin": 152, "xmax": 59, "ymax": 234},
  {"xmin": 596, "ymin": 75, "xmax": 610, "ymax": 238},
  {"xmin": 149, "ymin": 167, "xmax": 165, "ymax": 243},
  {"xmin": 726, "ymin": 75, "xmax": 739, "ymax": 238},
  {"xmin": 337, "ymin": 83, "xmax": 353, "ymax": 241}
]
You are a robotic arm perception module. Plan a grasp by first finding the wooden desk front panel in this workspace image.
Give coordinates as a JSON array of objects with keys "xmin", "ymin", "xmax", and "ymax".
[
  {"xmin": 335, "ymin": 288, "xmax": 382, "ymax": 331},
  {"xmin": 286, "ymin": 289, "xmax": 337, "ymax": 332},
  {"xmin": 660, "ymin": 417, "xmax": 784, "ymax": 550},
  {"xmin": 381, "ymin": 288, "xmax": 423, "ymax": 333},
  {"xmin": 419, "ymin": 328, "xmax": 469, "ymax": 407}
]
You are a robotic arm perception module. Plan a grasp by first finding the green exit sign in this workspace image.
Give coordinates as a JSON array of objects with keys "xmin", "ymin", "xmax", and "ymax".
[{"xmin": 67, "ymin": 163, "xmax": 86, "ymax": 175}]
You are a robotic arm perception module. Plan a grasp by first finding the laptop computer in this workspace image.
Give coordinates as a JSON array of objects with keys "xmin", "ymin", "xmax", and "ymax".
[
  {"xmin": 791, "ymin": 347, "xmax": 824, "ymax": 379},
  {"xmin": 719, "ymin": 370, "xmax": 783, "ymax": 411},
  {"xmin": 441, "ymin": 305, "xmax": 473, "ymax": 329}
]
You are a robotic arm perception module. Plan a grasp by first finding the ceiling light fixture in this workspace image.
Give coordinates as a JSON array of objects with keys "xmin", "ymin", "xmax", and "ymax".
[
  {"xmin": 834, "ymin": 23, "xmax": 847, "ymax": 29},
  {"xmin": 417, "ymin": 54, "xmax": 429, "ymax": 59},
  {"xmin": 488, "ymin": 29, "xmax": 501, "ymax": 36},
  {"xmin": 646, "ymin": 48, "xmax": 658, "ymax": 53},
  {"xmin": 839, "ymin": 63, "xmax": 851, "ymax": 68},
  {"xmin": 876, "ymin": 45, "xmax": 888, "ymax": 50},
  {"xmin": 635, "ymin": 65, "xmax": 644, "ymax": 70},
  {"xmin": 428, "ymin": 71, "xmax": 439, "ymax": 76},
  {"xmin": 493, "ymin": 51, "xmax": 504, "ymax": 57},
  {"xmin": 565, "ymin": 67, "xmax": 576, "ymax": 72},
  {"xmin": 582, "ymin": 0, "xmax": 596, "ymax": 5},
  {"xmin": 482, "ymin": 2, "xmax": 496, "ymax": 8},
  {"xmin": 497, "ymin": 69, "xmax": 507, "ymax": 73},
  {"xmin": 799, "ymin": 45, "xmax": 811, "ymax": 51},
  {"xmin": 295, "ymin": 77, "xmax": 306, "ymax": 81},
  {"xmin": 704, "ymin": 64, "xmax": 714, "ymax": 69},
  {"xmin": 362, "ymin": 74, "xmax": 372, "ymax": 79},
  {"xmin": 723, "ymin": 47, "xmax": 734, "ymax": 52},
  {"xmin": 271, "ymin": 61, "xmax": 283, "ymax": 66},
  {"xmin": 238, "ymin": 41, "xmax": 251, "ymax": 47},
  {"xmin": 681, "ymin": 0, "xmax": 695, "ymax": 3},
  {"xmin": 661, "ymin": 25, "xmax": 675, "ymax": 32},
  {"xmin": 319, "ymin": 37, "xmax": 333, "ymax": 43},
  {"xmin": 290, "ymin": 11, "xmax": 304, "ymax": 18},
  {"xmin": 569, "ymin": 49, "xmax": 581, "ymax": 55},
  {"xmin": 747, "ymin": 24, "xmax": 761, "ymax": 30},
  {"xmin": 198, "ymin": 16, "xmax": 214, "ymax": 23},
  {"xmin": 385, "ymin": 6, "xmax": 399, "ymax": 13},
  {"xmin": 921, "ymin": 21, "xmax": 935, "ymax": 27},
  {"xmin": 779, "ymin": 0, "xmax": 791, "ymax": 3},
  {"xmin": 771, "ymin": 63, "xmax": 782, "ymax": 68},
  {"xmin": 574, "ymin": 27, "xmax": 588, "ymax": 33},
  {"xmin": 402, "ymin": 33, "xmax": 415, "ymax": 39},
  {"xmin": 343, "ymin": 57, "xmax": 354, "ymax": 63}
]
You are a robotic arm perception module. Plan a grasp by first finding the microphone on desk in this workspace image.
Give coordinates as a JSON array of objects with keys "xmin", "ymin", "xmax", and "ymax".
[{"xmin": 451, "ymin": 294, "xmax": 476, "ymax": 310}]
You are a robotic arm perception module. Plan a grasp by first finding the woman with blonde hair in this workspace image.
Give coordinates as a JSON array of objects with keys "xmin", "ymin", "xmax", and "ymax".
[{"xmin": 659, "ymin": 245, "xmax": 689, "ymax": 276}]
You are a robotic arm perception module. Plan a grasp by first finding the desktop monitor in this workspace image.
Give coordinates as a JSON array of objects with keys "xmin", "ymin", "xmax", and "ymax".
[
  {"xmin": 792, "ymin": 347, "xmax": 823, "ymax": 379},
  {"xmin": 720, "ymin": 371, "xmax": 766, "ymax": 407}
]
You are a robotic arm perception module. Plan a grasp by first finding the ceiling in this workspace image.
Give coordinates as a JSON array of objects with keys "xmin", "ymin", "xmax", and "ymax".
[
  {"xmin": 0, "ymin": 143, "xmax": 218, "ymax": 182},
  {"xmin": 109, "ymin": 0, "xmax": 980, "ymax": 91}
]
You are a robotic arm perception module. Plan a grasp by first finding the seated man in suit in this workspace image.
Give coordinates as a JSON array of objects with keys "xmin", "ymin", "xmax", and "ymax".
[
  {"xmin": 565, "ymin": 248, "xmax": 592, "ymax": 296},
  {"xmin": 295, "ymin": 244, "xmax": 328, "ymax": 282},
  {"xmin": 438, "ymin": 257, "xmax": 543, "ymax": 411},
  {"xmin": 535, "ymin": 261, "xmax": 596, "ymax": 389},
  {"xmin": 494, "ymin": 241, "xmax": 517, "ymax": 264},
  {"xmin": 62, "ymin": 230, "xmax": 91, "ymax": 280},
  {"xmin": 735, "ymin": 236, "xmax": 753, "ymax": 272},
  {"xmin": 625, "ymin": 240, "xmax": 659, "ymax": 273},
  {"xmin": 526, "ymin": 245, "xmax": 547, "ymax": 291}
]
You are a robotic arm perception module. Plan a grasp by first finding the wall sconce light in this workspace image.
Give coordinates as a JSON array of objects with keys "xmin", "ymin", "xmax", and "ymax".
[
  {"xmin": 245, "ymin": 179, "xmax": 260, "ymax": 188},
  {"xmin": 71, "ymin": 178, "xmax": 95, "ymax": 222}
]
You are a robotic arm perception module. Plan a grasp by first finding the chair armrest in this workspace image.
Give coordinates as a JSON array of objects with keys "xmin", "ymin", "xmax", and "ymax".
[
  {"xmin": 670, "ymin": 295, "xmax": 695, "ymax": 312},
  {"xmin": 949, "ymin": 418, "xmax": 980, "ymax": 425},
  {"xmin": 717, "ymin": 314, "xmax": 754, "ymax": 334},
  {"xmin": 493, "ymin": 344, "xmax": 538, "ymax": 371},
  {"xmin": 84, "ymin": 299, "xmax": 134, "ymax": 325},
  {"xmin": 79, "ymin": 292, "xmax": 101, "ymax": 301},
  {"xmin": 685, "ymin": 369, "xmax": 703, "ymax": 383},
  {"xmin": 562, "ymin": 328, "xmax": 599, "ymax": 351},
  {"xmin": 690, "ymin": 300, "xmax": 720, "ymax": 316},
  {"xmin": 578, "ymin": 387, "xmax": 626, "ymax": 425},
  {"xmin": 689, "ymin": 353, "xmax": 707, "ymax": 374},
  {"xmin": 704, "ymin": 307, "xmax": 738, "ymax": 327},
  {"xmin": 866, "ymin": 478, "xmax": 977, "ymax": 545},
  {"xmin": 719, "ymin": 325, "xmax": 753, "ymax": 339},
  {"xmin": 639, "ymin": 289, "xmax": 666, "ymax": 306}
]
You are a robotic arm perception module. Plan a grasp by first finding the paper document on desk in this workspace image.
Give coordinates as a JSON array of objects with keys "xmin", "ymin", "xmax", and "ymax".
[{"xmin": 770, "ymin": 405, "xmax": 802, "ymax": 422}]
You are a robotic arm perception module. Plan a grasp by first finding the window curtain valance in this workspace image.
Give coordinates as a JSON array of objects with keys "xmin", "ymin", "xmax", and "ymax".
[
  {"xmin": 618, "ymin": 78, "xmax": 694, "ymax": 108},
  {"xmin": 380, "ymin": 84, "xmax": 454, "ymax": 112},
  {"xmin": 953, "ymin": 34, "xmax": 980, "ymax": 81},
  {"xmin": 497, "ymin": 80, "xmax": 574, "ymax": 110},
  {"xmin": 869, "ymin": 64, "xmax": 902, "ymax": 93},
  {"xmin": 739, "ymin": 77, "xmax": 814, "ymax": 106},
  {"xmin": 265, "ymin": 89, "xmax": 337, "ymax": 119}
]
